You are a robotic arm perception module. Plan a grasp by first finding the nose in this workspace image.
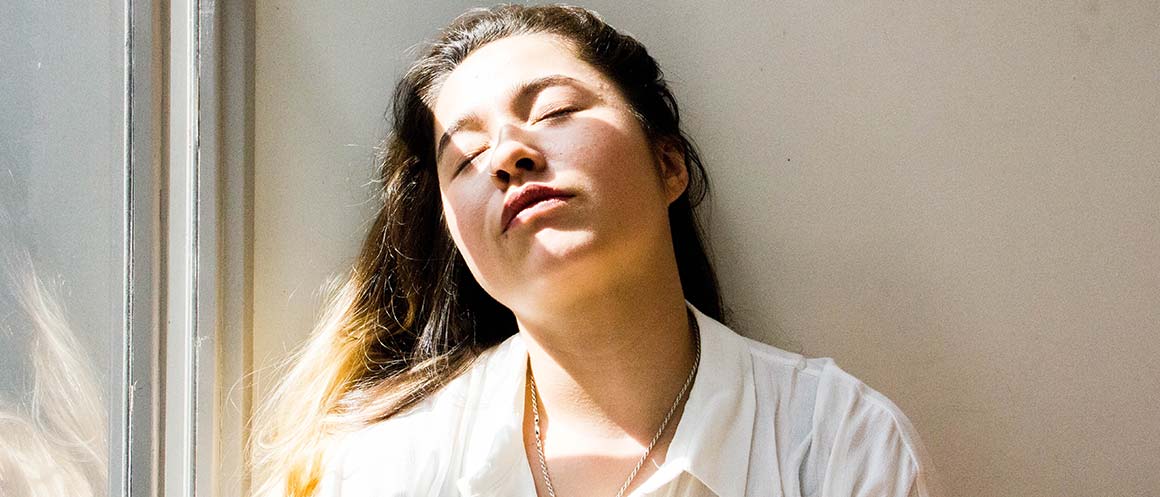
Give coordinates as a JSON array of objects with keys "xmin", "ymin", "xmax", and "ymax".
[{"xmin": 487, "ymin": 124, "xmax": 545, "ymax": 189}]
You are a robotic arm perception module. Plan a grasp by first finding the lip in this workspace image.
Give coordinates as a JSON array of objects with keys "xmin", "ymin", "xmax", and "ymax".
[{"xmin": 501, "ymin": 184, "xmax": 574, "ymax": 233}]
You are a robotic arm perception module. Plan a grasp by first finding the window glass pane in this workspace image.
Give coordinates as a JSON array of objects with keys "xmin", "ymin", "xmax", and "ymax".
[{"xmin": 0, "ymin": 2, "xmax": 126, "ymax": 496}]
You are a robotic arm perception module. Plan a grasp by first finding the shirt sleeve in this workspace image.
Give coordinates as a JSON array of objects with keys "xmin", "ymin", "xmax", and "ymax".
[
  {"xmin": 907, "ymin": 470, "xmax": 939, "ymax": 497},
  {"xmin": 312, "ymin": 432, "xmax": 355, "ymax": 497},
  {"xmin": 312, "ymin": 417, "xmax": 436, "ymax": 497},
  {"xmin": 315, "ymin": 452, "xmax": 344, "ymax": 497},
  {"xmin": 811, "ymin": 362, "xmax": 941, "ymax": 497}
]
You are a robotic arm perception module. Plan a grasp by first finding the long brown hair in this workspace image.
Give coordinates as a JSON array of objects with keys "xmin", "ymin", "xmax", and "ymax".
[{"xmin": 251, "ymin": 5, "xmax": 725, "ymax": 496}]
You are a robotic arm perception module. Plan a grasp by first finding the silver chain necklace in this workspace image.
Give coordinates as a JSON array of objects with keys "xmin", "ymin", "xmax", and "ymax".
[{"xmin": 526, "ymin": 311, "xmax": 701, "ymax": 497}]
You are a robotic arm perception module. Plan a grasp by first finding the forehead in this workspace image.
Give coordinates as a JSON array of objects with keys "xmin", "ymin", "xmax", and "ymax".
[{"xmin": 431, "ymin": 33, "xmax": 614, "ymax": 125}]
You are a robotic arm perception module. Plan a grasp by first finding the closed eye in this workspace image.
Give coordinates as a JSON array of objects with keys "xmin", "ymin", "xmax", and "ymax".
[
  {"xmin": 535, "ymin": 106, "xmax": 578, "ymax": 123},
  {"xmin": 455, "ymin": 148, "xmax": 487, "ymax": 176}
]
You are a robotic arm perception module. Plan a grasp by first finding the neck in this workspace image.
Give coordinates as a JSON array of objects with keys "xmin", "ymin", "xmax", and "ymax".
[{"xmin": 515, "ymin": 263, "xmax": 696, "ymax": 451}]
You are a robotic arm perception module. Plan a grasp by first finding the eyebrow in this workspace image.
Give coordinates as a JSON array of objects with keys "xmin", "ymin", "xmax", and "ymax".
[{"xmin": 434, "ymin": 74, "xmax": 586, "ymax": 163}]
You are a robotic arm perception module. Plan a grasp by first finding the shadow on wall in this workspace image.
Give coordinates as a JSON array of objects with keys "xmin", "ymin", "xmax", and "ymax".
[{"xmin": 0, "ymin": 204, "xmax": 107, "ymax": 497}]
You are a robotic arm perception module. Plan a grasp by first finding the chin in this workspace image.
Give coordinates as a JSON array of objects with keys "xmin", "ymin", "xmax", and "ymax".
[
  {"xmin": 498, "ymin": 226, "xmax": 641, "ymax": 303},
  {"xmin": 529, "ymin": 228, "xmax": 595, "ymax": 256},
  {"xmin": 521, "ymin": 228, "xmax": 605, "ymax": 281}
]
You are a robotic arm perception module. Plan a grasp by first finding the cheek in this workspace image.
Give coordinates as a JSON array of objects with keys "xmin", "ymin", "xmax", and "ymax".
[
  {"xmin": 440, "ymin": 195, "xmax": 470, "ymax": 249},
  {"xmin": 571, "ymin": 122, "xmax": 665, "ymax": 205},
  {"xmin": 440, "ymin": 186, "xmax": 493, "ymax": 263}
]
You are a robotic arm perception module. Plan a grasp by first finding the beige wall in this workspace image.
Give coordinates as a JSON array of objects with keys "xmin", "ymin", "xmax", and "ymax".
[{"xmin": 255, "ymin": 2, "xmax": 1160, "ymax": 496}]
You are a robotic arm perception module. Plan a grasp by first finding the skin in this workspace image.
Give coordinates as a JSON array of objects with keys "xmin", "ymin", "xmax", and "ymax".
[{"xmin": 432, "ymin": 33, "xmax": 697, "ymax": 495}]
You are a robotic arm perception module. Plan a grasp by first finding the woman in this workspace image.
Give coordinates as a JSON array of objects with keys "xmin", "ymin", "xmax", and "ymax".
[{"xmin": 253, "ymin": 4, "xmax": 939, "ymax": 497}]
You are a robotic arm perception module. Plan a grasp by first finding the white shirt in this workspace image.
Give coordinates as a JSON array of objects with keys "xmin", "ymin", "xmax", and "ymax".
[{"xmin": 319, "ymin": 303, "xmax": 941, "ymax": 497}]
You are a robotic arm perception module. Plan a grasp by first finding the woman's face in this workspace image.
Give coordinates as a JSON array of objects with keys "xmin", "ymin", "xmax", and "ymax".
[{"xmin": 431, "ymin": 33, "xmax": 687, "ymax": 309}]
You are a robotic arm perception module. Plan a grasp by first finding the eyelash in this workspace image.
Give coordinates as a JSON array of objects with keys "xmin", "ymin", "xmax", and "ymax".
[
  {"xmin": 456, "ymin": 149, "xmax": 485, "ymax": 174},
  {"xmin": 537, "ymin": 106, "xmax": 577, "ymax": 123}
]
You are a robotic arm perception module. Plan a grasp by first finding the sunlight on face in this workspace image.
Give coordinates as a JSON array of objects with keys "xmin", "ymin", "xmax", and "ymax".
[{"xmin": 430, "ymin": 33, "xmax": 679, "ymax": 309}]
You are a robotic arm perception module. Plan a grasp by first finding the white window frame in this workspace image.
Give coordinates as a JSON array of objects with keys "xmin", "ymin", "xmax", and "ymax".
[{"xmin": 123, "ymin": 0, "xmax": 252, "ymax": 495}]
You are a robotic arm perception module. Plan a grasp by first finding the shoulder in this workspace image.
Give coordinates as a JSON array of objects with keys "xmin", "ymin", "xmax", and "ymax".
[
  {"xmin": 317, "ymin": 387, "xmax": 459, "ymax": 495},
  {"xmin": 812, "ymin": 360, "xmax": 939, "ymax": 496},
  {"xmin": 737, "ymin": 336, "xmax": 940, "ymax": 497},
  {"xmin": 317, "ymin": 341, "xmax": 519, "ymax": 496}
]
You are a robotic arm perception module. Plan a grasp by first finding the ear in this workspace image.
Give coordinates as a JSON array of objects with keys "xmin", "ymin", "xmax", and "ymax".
[{"xmin": 654, "ymin": 138, "xmax": 689, "ymax": 205}]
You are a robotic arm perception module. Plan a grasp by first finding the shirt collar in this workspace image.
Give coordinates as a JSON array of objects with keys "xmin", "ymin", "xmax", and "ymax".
[
  {"xmin": 649, "ymin": 302, "xmax": 757, "ymax": 497},
  {"xmin": 455, "ymin": 302, "xmax": 758, "ymax": 497},
  {"xmin": 454, "ymin": 333, "xmax": 533, "ymax": 496}
]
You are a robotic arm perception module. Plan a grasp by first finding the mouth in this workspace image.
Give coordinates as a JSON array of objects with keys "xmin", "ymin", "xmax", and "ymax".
[{"xmin": 501, "ymin": 184, "xmax": 574, "ymax": 233}]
